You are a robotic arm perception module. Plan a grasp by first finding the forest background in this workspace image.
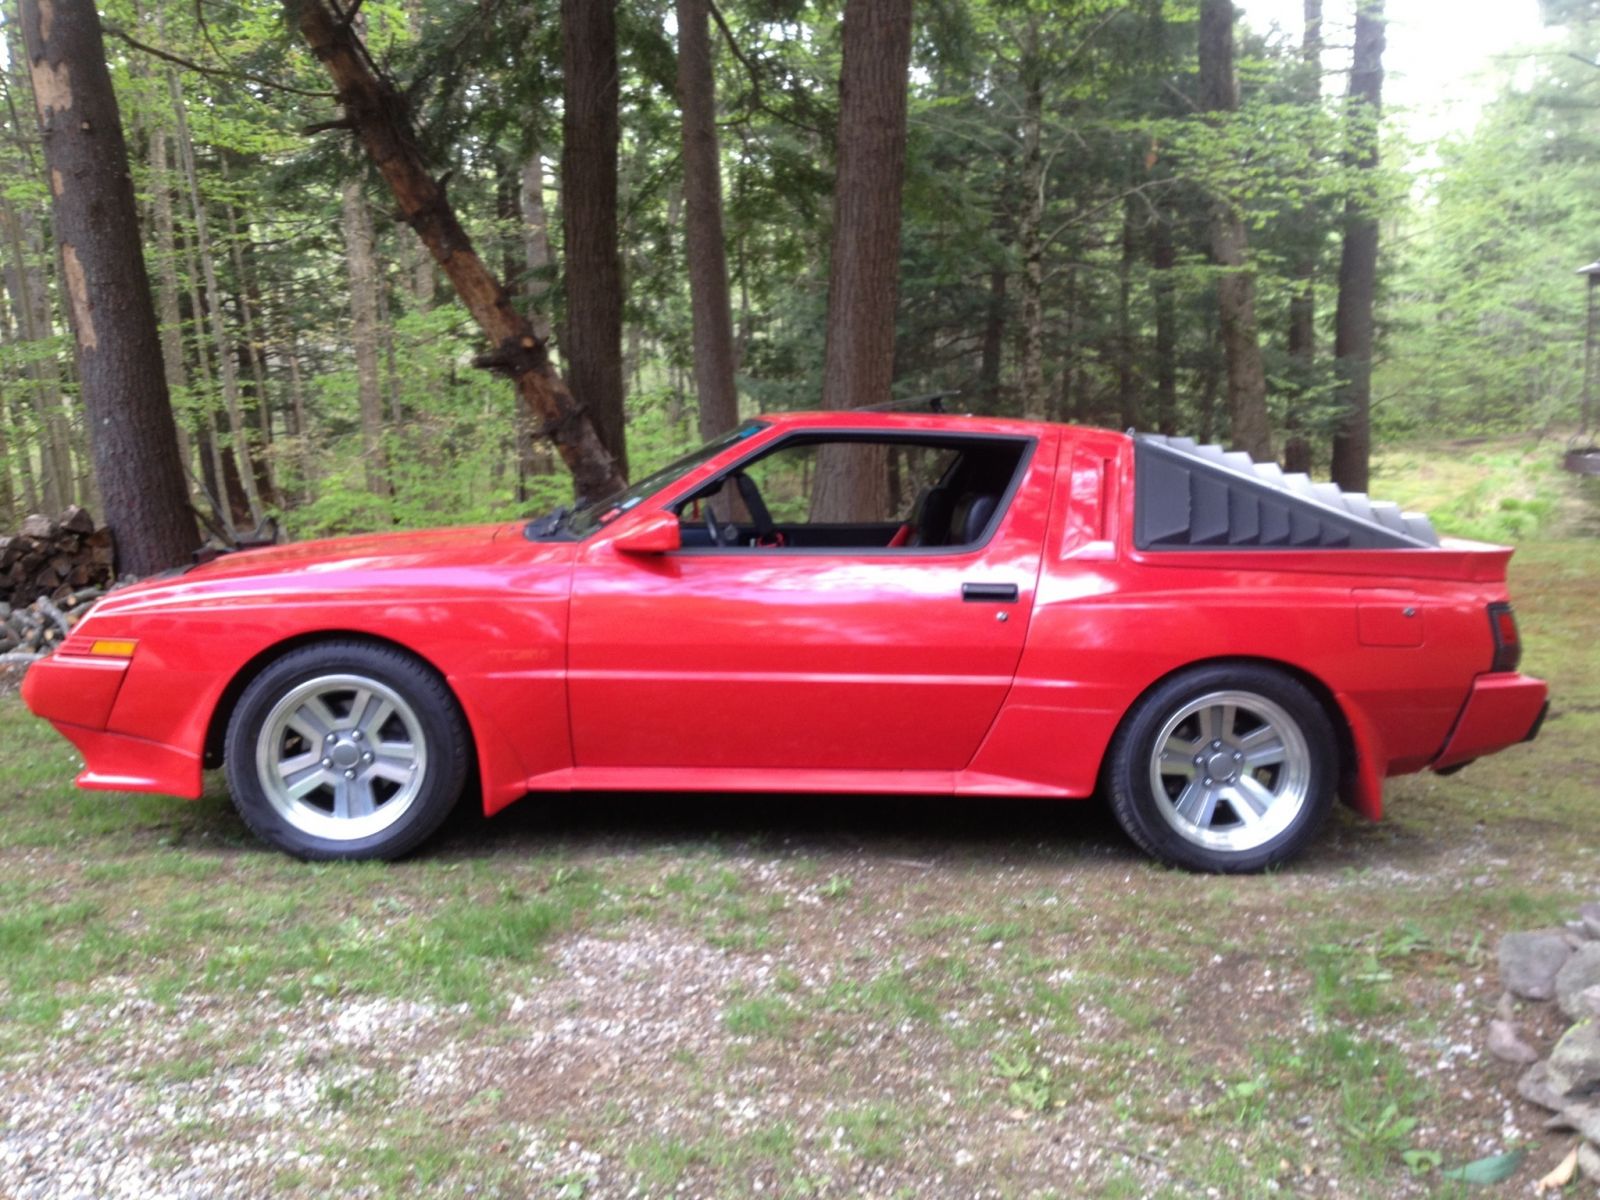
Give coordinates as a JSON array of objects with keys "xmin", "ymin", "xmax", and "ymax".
[{"xmin": 0, "ymin": 0, "xmax": 1596, "ymax": 564}]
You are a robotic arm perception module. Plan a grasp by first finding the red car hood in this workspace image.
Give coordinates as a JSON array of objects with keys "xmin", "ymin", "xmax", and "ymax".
[
  {"xmin": 180, "ymin": 523, "xmax": 518, "ymax": 581},
  {"xmin": 92, "ymin": 521, "xmax": 575, "ymax": 615}
]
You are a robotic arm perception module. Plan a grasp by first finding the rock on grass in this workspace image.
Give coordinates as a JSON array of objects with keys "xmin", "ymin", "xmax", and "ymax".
[{"xmin": 1499, "ymin": 930, "xmax": 1574, "ymax": 1001}]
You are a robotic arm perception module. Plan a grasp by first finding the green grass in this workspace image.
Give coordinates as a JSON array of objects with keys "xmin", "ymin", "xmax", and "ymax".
[{"xmin": 0, "ymin": 452, "xmax": 1594, "ymax": 1197}]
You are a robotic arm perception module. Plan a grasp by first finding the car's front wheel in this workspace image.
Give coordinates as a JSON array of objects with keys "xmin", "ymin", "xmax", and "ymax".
[
  {"xmin": 224, "ymin": 640, "xmax": 470, "ymax": 860},
  {"xmin": 1105, "ymin": 664, "xmax": 1336, "ymax": 873}
]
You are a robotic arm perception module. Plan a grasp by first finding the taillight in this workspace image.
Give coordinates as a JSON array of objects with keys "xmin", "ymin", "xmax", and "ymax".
[{"xmin": 1488, "ymin": 602, "xmax": 1521, "ymax": 673}]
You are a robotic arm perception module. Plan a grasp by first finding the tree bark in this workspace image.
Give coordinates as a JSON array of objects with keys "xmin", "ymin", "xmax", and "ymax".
[
  {"xmin": 1329, "ymin": 0, "xmax": 1385, "ymax": 493},
  {"xmin": 520, "ymin": 152, "xmax": 554, "ymax": 341},
  {"xmin": 561, "ymin": 0, "xmax": 628, "ymax": 477},
  {"xmin": 18, "ymin": 0, "xmax": 197, "ymax": 572},
  {"xmin": 1198, "ymin": 0, "xmax": 1272, "ymax": 460},
  {"xmin": 168, "ymin": 69, "xmax": 265, "ymax": 527},
  {"xmin": 677, "ymin": 0, "xmax": 739, "ymax": 441},
  {"xmin": 1151, "ymin": 207, "xmax": 1178, "ymax": 436},
  {"xmin": 0, "ymin": 291, "xmax": 37, "ymax": 512},
  {"xmin": 979, "ymin": 263, "xmax": 1006, "ymax": 408},
  {"xmin": 0, "ymin": 194, "xmax": 73, "ymax": 511},
  {"xmin": 1017, "ymin": 31, "xmax": 1047, "ymax": 422},
  {"xmin": 1283, "ymin": 0, "xmax": 1322, "ymax": 475},
  {"xmin": 811, "ymin": 0, "xmax": 914, "ymax": 522},
  {"xmin": 146, "ymin": 124, "xmax": 196, "ymax": 483},
  {"xmin": 342, "ymin": 180, "xmax": 391, "ymax": 499},
  {"xmin": 289, "ymin": 0, "xmax": 624, "ymax": 502},
  {"xmin": 1117, "ymin": 194, "xmax": 1139, "ymax": 432}
]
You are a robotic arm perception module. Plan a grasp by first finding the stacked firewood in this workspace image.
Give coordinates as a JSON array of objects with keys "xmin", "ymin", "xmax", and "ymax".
[
  {"xmin": 0, "ymin": 508, "xmax": 119, "ymax": 667},
  {"xmin": 0, "ymin": 507, "xmax": 116, "ymax": 608},
  {"xmin": 0, "ymin": 588, "xmax": 107, "ymax": 662}
]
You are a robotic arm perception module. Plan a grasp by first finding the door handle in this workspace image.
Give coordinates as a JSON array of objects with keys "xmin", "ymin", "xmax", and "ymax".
[{"xmin": 962, "ymin": 582, "xmax": 1018, "ymax": 603}]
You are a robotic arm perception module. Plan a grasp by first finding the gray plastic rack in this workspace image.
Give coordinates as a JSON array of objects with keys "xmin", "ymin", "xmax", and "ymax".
[{"xmin": 1133, "ymin": 435, "xmax": 1440, "ymax": 551}]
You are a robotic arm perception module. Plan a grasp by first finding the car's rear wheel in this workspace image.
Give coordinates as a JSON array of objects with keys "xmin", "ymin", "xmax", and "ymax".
[
  {"xmin": 224, "ymin": 641, "xmax": 469, "ymax": 860},
  {"xmin": 1105, "ymin": 664, "xmax": 1336, "ymax": 873}
]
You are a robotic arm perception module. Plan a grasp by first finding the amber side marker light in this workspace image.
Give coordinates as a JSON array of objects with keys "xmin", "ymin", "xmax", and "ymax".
[
  {"xmin": 88, "ymin": 639, "xmax": 138, "ymax": 658},
  {"xmin": 1487, "ymin": 603, "xmax": 1521, "ymax": 674}
]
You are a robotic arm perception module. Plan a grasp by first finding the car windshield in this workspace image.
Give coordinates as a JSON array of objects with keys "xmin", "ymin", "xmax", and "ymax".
[{"xmin": 559, "ymin": 420, "xmax": 768, "ymax": 539}]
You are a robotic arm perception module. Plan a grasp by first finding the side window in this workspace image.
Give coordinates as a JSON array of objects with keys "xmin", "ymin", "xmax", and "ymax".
[{"xmin": 676, "ymin": 436, "xmax": 1027, "ymax": 551}]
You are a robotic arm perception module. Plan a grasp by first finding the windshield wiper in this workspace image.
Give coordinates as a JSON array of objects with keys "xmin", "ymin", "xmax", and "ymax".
[{"xmin": 526, "ymin": 505, "xmax": 571, "ymax": 538}]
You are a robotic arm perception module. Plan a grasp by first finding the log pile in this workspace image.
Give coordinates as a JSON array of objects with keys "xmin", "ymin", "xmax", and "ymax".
[
  {"xmin": 1, "ymin": 508, "xmax": 120, "ymax": 674},
  {"xmin": 0, "ymin": 507, "xmax": 116, "ymax": 608},
  {"xmin": 1, "ymin": 587, "xmax": 107, "ymax": 661}
]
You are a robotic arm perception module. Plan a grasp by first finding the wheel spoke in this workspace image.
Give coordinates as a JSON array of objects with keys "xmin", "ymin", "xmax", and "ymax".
[
  {"xmin": 288, "ymin": 708, "xmax": 329, "ymax": 743},
  {"xmin": 347, "ymin": 777, "xmax": 377, "ymax": 819},
  {"xmin": 337, "ymin": 688, "xmax": 371, "ymax": 731},
  {"xmin": 357, "ymin": 697, "xmax": 395, "ymax": 740},
  {"xmin": 369, "ymin": 755, "xmax": 416, "ymax": 785},
  {"xmin": 304, "ymin": 695, "xmax": 341, "ymax": 736},
  {"xmin": 281, "ymin": 763, "xmax": 329, "ymax": 801},
  {"xmin": 1232, "ymin": 776, "xmax": 1276, "ymax": 821},
  {"xmin": 276, "ymin": 749, "xmax": 320, "ymax": 779},
  {"xmin": 1241, "ymin": 734, "xmax": 1286, "ymax": 768},
  {"xmin": 1218, "ymin": 702, "xmax": 1238, "ymax": 740},
  {"xmin": 1158, "ymin": 745, "xmax": 1198, "ymax": 776},
  {"xmin": 1173, "ymin": 779, "xmax": 1219, "ymax": 828}
]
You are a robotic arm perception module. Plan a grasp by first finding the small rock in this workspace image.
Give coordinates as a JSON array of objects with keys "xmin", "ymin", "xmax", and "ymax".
[
  {"xmin": 1500, "ymin": 931, "xmax": 1575, "ymax": 1000},
  {"xmin": 1560, "ymin": 1104, "xmax": 1600, "ymax": 1142},
  {"xmin": 1579, "ymin": 1140, "xmax": 1600, "ymax": 1182},
  {"xmin": 1518, "ymin": 1061, "xmax": 1566, "ymax": 1111},
  {"xmin": 1548, "ymin": 1021, "xmax": 1600, "ymax": 1099},
  {"xmin": 1581, "ymin": 902, "xmax": 1600, "ymax": 941},
  {"xmin": 1489, "ymin": 1019, "xmax": 1541, "ymax": 1065},
  {"xmin": 1559, "ymin": 946, "xmax": 1600, "ymax": 1020}
]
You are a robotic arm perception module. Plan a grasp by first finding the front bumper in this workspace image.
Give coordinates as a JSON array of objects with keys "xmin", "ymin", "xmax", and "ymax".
[
  {"xmin": 1431, "ymin": 673, "xmax": 1549, "ymax": 772},
  {"xmin": 21, "ymin": 653, "xmax": 203, "ymax": 797},
  {"xmin": 21, "ymin": 652, "xmax": 130, "ymax": 731}
]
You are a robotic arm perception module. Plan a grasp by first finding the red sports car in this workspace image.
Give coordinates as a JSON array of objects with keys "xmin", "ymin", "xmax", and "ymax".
[{"xmin": 22, "ymin": 411, "xmax": 1548, "ymax": 872}]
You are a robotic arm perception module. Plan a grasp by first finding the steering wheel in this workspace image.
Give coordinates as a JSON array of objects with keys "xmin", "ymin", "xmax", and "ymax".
[
  {"xmin": 703, "ymin": 499, "xmax": 724, "ymax": 546},
  {"xmin": 732, "ymin": 471, "xmax": 779, "ymax": 546}
]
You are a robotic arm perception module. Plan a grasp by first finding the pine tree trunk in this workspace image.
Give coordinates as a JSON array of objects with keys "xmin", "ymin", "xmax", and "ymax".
[
  {"xmin": 342, "ymin": 180, "xmax": 391, "ymax": 500},
  {"xmin": 1117, "ymin": 194, "xmax": 1139, "ymax": 431},
  {"xmin": 677, "ymin": 0, "xmax": 739, "ymax": 441},
  {"xmin": 18, "ymin": 0, "xmax": 197, "ymax": 572},
  {"xmin": 811, "ymin": 0, "xmax": 913, "ymax": 522},
  {"xmin": 1329, "ymin": 0, "xmax": 1385, "ymax": 493},
  {"xmin": 1151, "ymin": 208, "xmax": 1178, "ymax": 436},
  {"xmin": 0, "ymin": 195, "xmax": 72, "ymax": 511},
  {"xmin": 520, "ymin": 152, "xmax": 553, "ymax": 341},
  {"xmin": 979, "ymin": 264, "xmax": 1006, "ymax": 408},
  {"xmin": 289, "ymin": 0, "xmax": 624, "ymax": 502},
  {"xmin": 1283, "ymin": 0, "xmax": 1322, "ymax": 475},
  {"xmin": 168, "ymin": 69, "xmax": 264, "ymax": 527},
  {"xmin": 1017, "ymin": 39, "xmax": 1047, "ymax": 422},
  {"xmin": 0, "ymin": 293, "xmax": 38, "ymax": 511},
  {"xmin": 146, "ymin": 124, "xmax": 195, "ymax": 486},
  {"xmin": 0, "ymin": 367, "xmax": 14, "ymax": 524},
  {"xmin": 561, "ymin": 0, "xmax": 628, "ymax": 477},
  {"xmin": 1198, "ymin": 0, "xmax": 1272, "ymax": 460}
]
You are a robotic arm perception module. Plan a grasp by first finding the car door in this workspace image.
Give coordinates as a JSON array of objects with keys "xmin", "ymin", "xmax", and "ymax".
[{"xmin": 565, "ymin": 431, "xmax": 1057, "ymax": 773}]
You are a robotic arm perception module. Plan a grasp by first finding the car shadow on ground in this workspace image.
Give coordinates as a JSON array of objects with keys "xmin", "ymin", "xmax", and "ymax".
[{"xmin": 433, "ymin": 786, "xmax": 1137, "ymax": 866}]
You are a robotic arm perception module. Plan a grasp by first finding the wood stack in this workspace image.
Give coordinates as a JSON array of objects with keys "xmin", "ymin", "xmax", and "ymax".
[{"xmin": 0, "ymin": 507, "xmax": 116, "ymax": 608}]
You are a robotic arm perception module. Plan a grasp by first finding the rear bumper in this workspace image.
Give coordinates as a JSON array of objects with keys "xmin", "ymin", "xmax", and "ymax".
[{"xmin": 1431, "ymin": 673, "xmax": 1549, "ymax": 772}]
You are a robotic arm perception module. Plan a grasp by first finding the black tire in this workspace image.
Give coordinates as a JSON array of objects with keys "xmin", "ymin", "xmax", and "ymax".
[
  {"xmin": 224, "ymin": 640, "xmax": 470, "ymax": 861},
  {"xmin": 1104, "ymin": 663, "xmax": 1336, "ymax": 873}
]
